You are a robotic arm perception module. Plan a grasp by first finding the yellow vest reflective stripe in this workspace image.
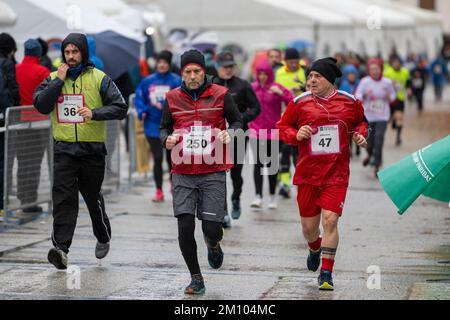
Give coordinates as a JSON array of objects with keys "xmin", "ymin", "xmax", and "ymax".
[{"xmin": 50, "ymin": 68, "xmax": 106, "ymax": 142}]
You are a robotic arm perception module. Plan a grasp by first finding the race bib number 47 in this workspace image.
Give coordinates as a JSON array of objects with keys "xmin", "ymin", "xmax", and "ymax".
[
  {"xmin": 183, "ymin": 126, "xmax": 212, "ymax": 155},
  {"xmin": 310, "ymin": 124, "xmax": 340, "ymax": 155},
  {"xmin": 57, "ymin": 94, "xmax": 85, "ymax": 123}
]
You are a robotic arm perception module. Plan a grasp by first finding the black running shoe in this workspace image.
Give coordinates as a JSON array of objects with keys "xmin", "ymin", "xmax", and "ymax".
[
  {"xmin": 184, "ymin": 274, "xmax": 205, "ymax": 295},
  {"xmin": 95, "ymin": 241, "xmax": 110, "ymax": 259},
  {"xmin": 362, "ymin": 157, "xmax": 370, "ymax": 167},
  {"xmin": 231, "ymin": 199, "xmax": 241, "ymax": 220},
  {"xmin": 47, "ymin": 247, "xmax": 68, "ymax": 270},
  {"xmin": 204, "ymin": 236, "xmax": 224, "ymax": 269},
  {"xmin": 307, "ymin": 249, "xmax": 321, "ymax": 272},
  {"xmin": 318, "ymin": 270, "xmax": 334, "ymax": 290},
  {"xmin": 222, "ymin": 214, "xmax": 231, "ymax": 229}
]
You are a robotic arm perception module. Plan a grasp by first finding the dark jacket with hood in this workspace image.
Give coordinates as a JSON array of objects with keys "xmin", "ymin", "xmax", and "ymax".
[
  {"xmin": 212, "ymin": 75, "xmax": 261, "ymax": 130},
  {"xmin": 33, "ymin": 33, "xmax": 128, "ymax": 156},
  {"xmin": 0, "ymin": 33, "xmax": 20, "ymax": 117}
]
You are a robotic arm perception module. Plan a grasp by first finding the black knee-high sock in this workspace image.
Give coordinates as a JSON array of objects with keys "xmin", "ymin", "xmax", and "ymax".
[
  {"xmin": 202, "ymin": 220, "xmax": 223, "ymax": 247},
  {"xmin": 177, "ymin": 215, "xmax": 201, "ymax": 276}
]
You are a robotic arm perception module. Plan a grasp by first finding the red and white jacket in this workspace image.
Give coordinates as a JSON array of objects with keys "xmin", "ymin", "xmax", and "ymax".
[{"xmin": 276, "ymin": 90, "xmax": 368, "ymax": 187}]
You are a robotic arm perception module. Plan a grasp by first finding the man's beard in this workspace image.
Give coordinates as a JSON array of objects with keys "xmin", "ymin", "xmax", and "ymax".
[{"xmin": 67, "ymin": 60, "xmax": 80, "ymax": 67}]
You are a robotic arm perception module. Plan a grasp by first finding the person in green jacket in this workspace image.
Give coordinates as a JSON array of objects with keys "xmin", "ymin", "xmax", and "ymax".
[
  {"xmin": 34, "ymin": 33, "xmax": 128, "ymax": 270},
  {"xmin": 383, "ymin": 55, "xmax": 411, "ymax": 146}
]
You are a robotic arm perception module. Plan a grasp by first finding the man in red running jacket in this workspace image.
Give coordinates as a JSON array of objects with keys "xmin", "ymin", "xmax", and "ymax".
[{"xmin": 276, "ymin": 57, "xmax": 368, "ymax": 290}]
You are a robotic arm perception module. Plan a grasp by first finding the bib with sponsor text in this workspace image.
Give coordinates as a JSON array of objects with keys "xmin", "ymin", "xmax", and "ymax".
[
  {"xmin": 183, "ymin": 125, "xmax": 212, "ymax": 155},
  {"xmin": 56, "ymin": 94, "xmax": 85, "ymax": 124},
  {"xmin": 310, "ymin": 124, "xmax": 340, "ymax": 155}
]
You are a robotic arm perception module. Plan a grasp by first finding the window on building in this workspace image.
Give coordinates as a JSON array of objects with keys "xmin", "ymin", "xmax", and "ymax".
[{"xmin": 420, "ymin": 0, "xmax": 435, "ymax": 10}]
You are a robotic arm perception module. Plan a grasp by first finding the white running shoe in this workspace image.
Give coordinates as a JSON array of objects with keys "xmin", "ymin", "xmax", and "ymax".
[
  {"xmin": 268, "ymin": 196, "xmax": 278, "ymax": 209},
  {"xmin": 250, "ymin": 195, "xmax": 263, "ymax": 209}
]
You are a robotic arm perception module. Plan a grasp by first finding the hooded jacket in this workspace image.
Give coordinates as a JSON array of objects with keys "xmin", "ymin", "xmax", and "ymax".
[
  {"xmin": 249, "ymin": 60, "xmax": 293, "ymax": 140},
  {"xmin": 33, "ymin": 33, "xmax": 128, "ymax": 156},
  {"xmin": 0, "ymin": 52, "xmax": 20, "ymax": 117},
  {"xmin": 339, "ymin": 64, "xmax": 360, "ymax": 94}
]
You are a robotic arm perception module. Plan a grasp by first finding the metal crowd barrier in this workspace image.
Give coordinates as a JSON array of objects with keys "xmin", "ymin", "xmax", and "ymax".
[
  {"xmin": 0, "ymin": 106, "xmax": 123, "ymax": 230},
  {"xmin": 1, "ymin": 106, "xmax": 53, "ymax": 229},
  {"xmin": 127, "ymin": 94, "xmax": 151, "ymax": 187},
  {"xmin": 104, "ymin": 120, "xmax": 121, "ymax": 193}
]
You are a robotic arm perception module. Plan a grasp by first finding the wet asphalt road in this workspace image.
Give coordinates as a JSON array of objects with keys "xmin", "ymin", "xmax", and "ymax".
[{"xmin": 0, "ymin": 89, "xmax": 449, "ymax": 300}]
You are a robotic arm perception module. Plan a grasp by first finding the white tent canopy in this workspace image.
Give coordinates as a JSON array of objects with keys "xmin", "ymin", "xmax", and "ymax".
[
  {"xmin": 366, "ymin": 0, "xmax": 443, "ymax": 59},
  {"xmin": 149, "ymin": 0, "xmax": 317, "ymax": 51},
  {"xmin": 148, "ymin": 0, "xmax": 443, "ymax": 59},
  {"xmin": 0, "ymin": 1, "xmax": 16, "ymax": 26},
  {"xmin": 298, "ymin": 0, "xmax": 420, "ymax": 58},
  {"xmin": 1, "ymin": 0, "xmax": 144, "ymax": 49},
  {"xmin": 2, "ymin": 0, "xmax": 444, "ymax": 61}
]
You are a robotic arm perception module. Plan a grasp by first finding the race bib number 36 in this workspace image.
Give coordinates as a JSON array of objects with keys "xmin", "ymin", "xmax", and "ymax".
[
  {"xmin": 57, "ymin": 94, "xmax": 85, "ymax": 123},
  {"xmin": 310, "ymin": 124, "xmax": 340, "ymax": 155},
  {"xmin": 183, "ymin": 126, "xmax": 212, "ymax": 155}
]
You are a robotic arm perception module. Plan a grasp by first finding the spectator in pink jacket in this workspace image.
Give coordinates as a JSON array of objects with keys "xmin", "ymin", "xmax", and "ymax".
[{"xmin": 248, "ymin": 60, "xmax": 293, "ymax": 210}]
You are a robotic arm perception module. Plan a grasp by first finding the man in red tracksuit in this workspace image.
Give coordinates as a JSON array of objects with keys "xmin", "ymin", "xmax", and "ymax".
[{"xmin": 277, "ymin": 57, "xmax": 368, "ymax": 290}]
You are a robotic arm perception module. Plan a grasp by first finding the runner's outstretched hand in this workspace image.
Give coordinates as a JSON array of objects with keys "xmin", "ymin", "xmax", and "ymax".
[{"xmin": 352, "ymin": 132, "xmax": 367, "ymax": 148}]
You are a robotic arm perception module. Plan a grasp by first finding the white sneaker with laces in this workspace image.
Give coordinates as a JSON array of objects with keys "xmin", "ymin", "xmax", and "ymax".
[
  {"xmin": 250, "ymin": 195, "xmax": 263, "ymax": 208},
  {"xmin": 268, "ymin": 196, "xmax": 277, "ymax": 209}
]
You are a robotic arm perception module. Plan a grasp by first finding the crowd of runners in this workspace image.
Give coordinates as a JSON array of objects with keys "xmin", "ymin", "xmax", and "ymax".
[{"xmin": 1, "ymin": 30, "xmax": 448, "ymax": 295}]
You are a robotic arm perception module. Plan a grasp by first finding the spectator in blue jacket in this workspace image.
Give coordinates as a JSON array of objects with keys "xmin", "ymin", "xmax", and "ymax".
[
  {"xmin": 339, "ymin": 64, "xmax": 361, "ymax": 157},
  {"xmin": 339, "ymin": 64, "xmax": 360, "ymax": 94},
  {"xmin": 429, "ymin": 55, "xmax": 449, "ymax": 102},
  {"xmin": 135, "ymin": 50, "xmax": 181, "ymax": 202},
  {"xmin": 87, "ymin": 36, "xmax": 104, "ymax": 71}
]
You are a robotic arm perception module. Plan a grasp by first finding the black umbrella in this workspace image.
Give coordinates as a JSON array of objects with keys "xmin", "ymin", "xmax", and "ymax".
[{"xmin": 92, "ymin": 30, "xmax": 140, "ymax": 80}]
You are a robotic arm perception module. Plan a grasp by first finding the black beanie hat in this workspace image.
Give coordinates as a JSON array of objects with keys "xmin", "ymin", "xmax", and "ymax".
[
  {"xmin": 0, "ymin": 32, "xmax": 17, "ymax": 57},
  {"xmin": 37, "ymin": 38, "xmax": 49, "ymax": 56},
  {"xmin": 180, "ymin": 49, "xmax": 205, "ymax": 70},
  {"xmin": 284, "ymin": 47, "xmax": 300, "ymax": 60},
  {"xmin": 156, "ymin": 50, "xmax": 173, "ymax": 65},
  {"xmin": 308, "ymin": 57, "xmax": 343, "ymax": 84}
]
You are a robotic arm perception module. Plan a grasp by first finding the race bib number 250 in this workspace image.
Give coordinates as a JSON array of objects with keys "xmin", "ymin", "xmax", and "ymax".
[{"xmin": 183, "ymin": 126, "xmax": 212, "ymax": 155}]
